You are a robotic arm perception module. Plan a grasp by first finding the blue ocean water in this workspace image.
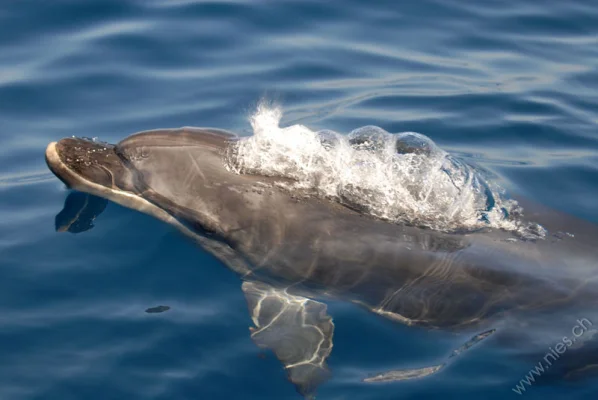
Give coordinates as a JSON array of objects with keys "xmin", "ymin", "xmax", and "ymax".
[{"xmin": 1, "ymin": 0, "xmax": 598, "ymax": 399}]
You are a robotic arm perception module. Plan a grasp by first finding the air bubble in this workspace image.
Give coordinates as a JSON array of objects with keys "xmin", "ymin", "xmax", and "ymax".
[
  {"xmin": 225, "ymin": 103, "xmax": 542, "ymax": 237},
  {"xmin": 348, "ymin": 126, "xmax": 390, "ymax": 152},
  {"xmin": 395, "ymin": 132, "xmax": 438, "ymax": 156}
]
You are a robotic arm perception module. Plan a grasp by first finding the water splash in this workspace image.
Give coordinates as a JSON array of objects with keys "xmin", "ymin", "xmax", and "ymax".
[{"xmin": 226, "ymin": 103, "xmax": 544, "ymax": 237}]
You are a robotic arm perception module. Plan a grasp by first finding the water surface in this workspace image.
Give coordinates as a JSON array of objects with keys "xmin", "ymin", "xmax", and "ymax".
[{"xmin": 1, "ymin": 0, "xmax": 598, "ymax": 399}]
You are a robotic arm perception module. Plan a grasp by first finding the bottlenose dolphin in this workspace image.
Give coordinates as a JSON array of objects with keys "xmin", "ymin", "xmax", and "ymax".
[{"xmin": 45, "ymin": 127, "xmax": 598, "ymax": 397}]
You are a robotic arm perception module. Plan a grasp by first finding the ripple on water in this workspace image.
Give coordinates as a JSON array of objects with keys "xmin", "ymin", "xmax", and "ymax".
[{"xmin": 0, "ymin": 0, "xmax": 597, "ymax": 399}]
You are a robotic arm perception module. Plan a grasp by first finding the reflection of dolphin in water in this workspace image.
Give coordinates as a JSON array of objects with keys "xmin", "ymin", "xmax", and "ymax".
[
  {"xmin": 55, "ymin": 191, "xmax": 107, "ymax": 233},
  {"xmin": 45, "ymin": 128, "xmax": 598, "ymax": 398}
]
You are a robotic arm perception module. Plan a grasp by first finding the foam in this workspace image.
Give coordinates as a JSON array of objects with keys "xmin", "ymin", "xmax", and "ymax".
[{"xmin": 225, "ymin": 103, "xmax": 545, "ymax": 238}]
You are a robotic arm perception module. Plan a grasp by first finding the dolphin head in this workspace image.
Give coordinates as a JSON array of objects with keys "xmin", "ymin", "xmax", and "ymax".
[
  {"xmin": 45, "ymin": 137, "xmax": 136, "ymax": 193},
  {"xmin": 45, "ymin": 128, "xmax": 236, "ymax": 193},
  {"xmin": 45, "ymin": 127, "xmax": 252, "ymax": 237}
]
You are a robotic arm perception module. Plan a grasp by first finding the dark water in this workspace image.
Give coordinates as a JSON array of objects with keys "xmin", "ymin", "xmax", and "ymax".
[{"xmin": 1, "ymin": 1, "xmax": 598, "ymax": 399}]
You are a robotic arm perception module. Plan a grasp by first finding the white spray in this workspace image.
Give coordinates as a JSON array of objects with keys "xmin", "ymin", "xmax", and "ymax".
[{"xmin": 226, "ymin": 102, "xmax": 544, "ymax": 237}]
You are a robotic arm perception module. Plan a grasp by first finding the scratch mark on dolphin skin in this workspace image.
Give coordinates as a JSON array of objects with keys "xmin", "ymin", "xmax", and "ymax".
[{"xmin": 187, "ymin": 150, "xmax": 207, "ymax": 184}]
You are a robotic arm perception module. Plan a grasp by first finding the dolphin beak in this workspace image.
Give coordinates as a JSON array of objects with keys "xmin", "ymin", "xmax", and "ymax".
[
  {"xmin": 45, "ymin": 137, "xmax": 132, "ymax": 194},
  {"xmin": 45, "ymin": 141, "xmax": 72, "ymax": 188}
]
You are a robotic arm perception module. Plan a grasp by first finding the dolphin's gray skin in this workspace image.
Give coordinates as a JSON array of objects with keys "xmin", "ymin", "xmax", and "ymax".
[{"xmin": 45, "ymin": 128, "xmax": 598, "ymax": 398}]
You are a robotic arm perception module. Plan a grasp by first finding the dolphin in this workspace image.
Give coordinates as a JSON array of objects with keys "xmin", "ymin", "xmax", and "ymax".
[{"xmin": 45, "ymin": 127, "xmax": 598, "ymax": 397}]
